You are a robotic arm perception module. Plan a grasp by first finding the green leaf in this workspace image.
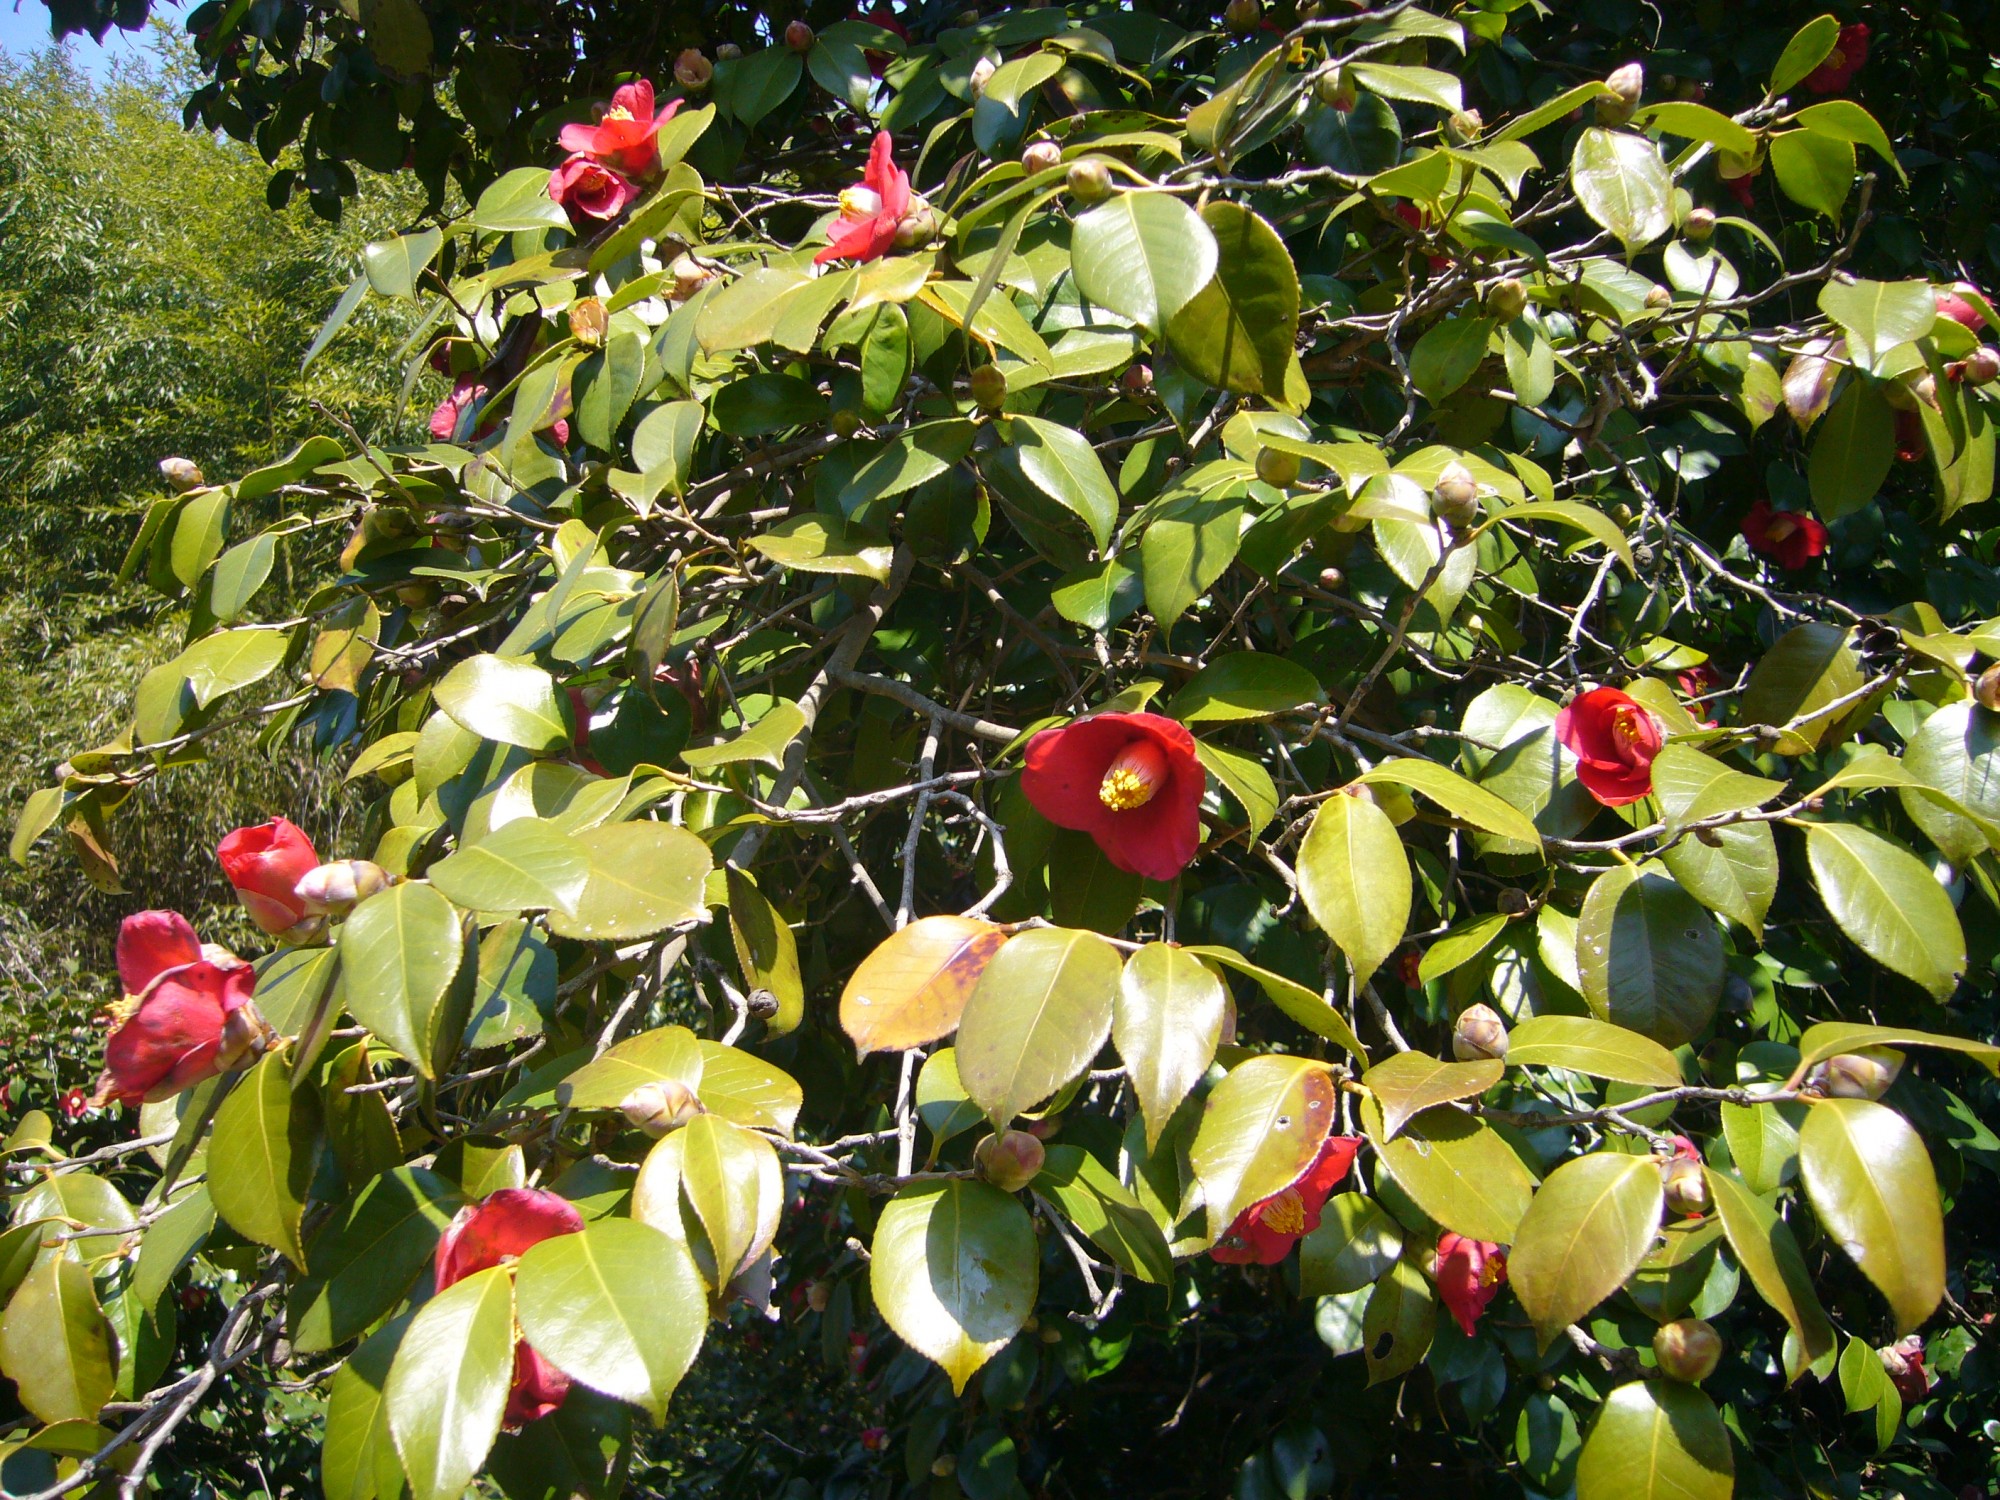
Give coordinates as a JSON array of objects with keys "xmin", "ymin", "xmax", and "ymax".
[
  {"xmin": 207, "ymin": 1050, "xmax": 320, "ymax": 1268},
  {"xmin": 362, "ymin": 228, "xmax": 443, "ymax": 298},
  {"xmin": 290, "ymin": 1166, "xmax": 465, "ymax": 1353},
  {"xmin": 749, "ymin": 513, "xmax": 898, "ymax": 584},
  {"xmin": 1570, "ymin": 127, "xmax": 1673, "ymax": 249},
  {"xmin": 1170, "ymin": 653, "xmax": 1323, "ymax": 723},
  {"xmin": 725, "ymin": 867, "xmax": 803, "ymax": 1039},
  {"xmin": 1798, "ymin": 1098, "xmax": 1945, "ymax": 1332},
  {"xmin": 429, "ymin": 817, "xmax": 591, "ymax": 916},
  {"xmin": 1183, "ymin": 945, "xmax": 1368, "ymax": 1059},
  {"xmin": 871, "ymin": 1181, "xmax": 1036, "ymax": 1394},
  {"xmin": 176, "ymin": 629, "xmax": 288, "ymax": 710},
  {"xmin": 207, "ymin": 533, "xmax": 277, "ymax": 623},
  {"xmin": 1502, "ymin": 318, "xmax": 1556, "ymax": 406},
  {"xmin": 1297, "ymin": 792, "xmax": 1410, "ymax": 991},
  {"xmin": 693, "ymin": 1039, "xmax": 804, "ymax": 1135},
  {"xmin": 1035, "ymin": 1145, "xmax": 1174, "ymax": 1286},
  {"xmin": 1191, "ymin": 1055, "xmax": 1337, "ymax": 1234},
  {"xmin": 1299, "ymin": 1193, "xmax": 1404, "ymax": 1298},
  {"xmin": 1362, "ymin": 1051, "xmax": 1502, "ymax": 1140},
  {"xmin": 717, "ymin": 45, "xmax": 802, "ymax": 131},
  {"xmin": 558, "ymin": 1025, "xmax": 703, "ymax": 1111},
  {"xmin": 1491, "ymin": 500, "xmax": 1636, "ymax": 574},
  {"xmin": 1817, "ymin": 278, "xmax": 1937, "ymax": 374},
  {"xmin": 10, "ymin": 784, "xmax": 63, "ymax": 865},
  {"xmin": 1362, "ymin": 1253, "xmax": 1435, "ymax": 1386},
  {"xmin": 544, "ymin": 822, "xmax": 713, "ymax": 942},
  {"xmin": 1738, "ymin": 621, "xmax": 1866, "ymax": 751},
  {"xmin": 386, "ymin": 1265, "xmax": 515, "ymax": 1500},
  {"xmin": 1165, "ymin": 202, "xmax": 1299, "ymax": 396},
  {"xmin": 673, "ymin": 1113, "xmax": 783, "ymax": 1284},
  {"xmin": 472, "ymin": 166, "xmax": 568, "ymax": 232},
  {"xmin": 1771, "ymin": 128, "xmax": 1854, "ymax": 220},
  {"xmin": 1359, "ymin": 758, "xmax": 1544, "ymax": 849},
  {"xmin": 956, "ymin": 926, "xmax": 1120, "ymax": 1125},
  {"xmin": 1114, "ymin": 942, "xmax": 1226, "ymax": 1150},
  {"xmin": 1704, "ymin": 1165, "xmax": 1834, "ymax": 1381},
  {"xmin": 1506, "ymin": 1016, "xmax": 1682, "ymax": 1088},
  {"xmin": 1793, "ymin": 100, "xmax": 1903, "ymax": 179},
  {"xmin": 0, "ymin": 1254, "xmax": 115, "ymax": 1425},
  {"xmin": 305, "ymin": 274, "xmax": 369, "ymax": 371},
  {"xmin": 1649, "ymin": 743, "xmax": 1786, "ymax": 835},
  {"xmin": 839, "ymin": 421, "xmax": 975, "ymax": 515},
  {"xmin": 1347, "ymin": 61, "xmax": 1462, "ymax": 111},
  {"xmin": 1805, "ymin": 822, "xmax": 1966, "ymax": 999},
  {"xmin": 1578, "ymin": 865, "xmax": 1724, "ymax": 1048},
  {"xmin": 1508, "ymin": 1152, "xmax": 1664, "ymax": 1348},
  {"xmin": 1193, "ymin": 739, "xmax": 1278, "ymax": 837},
  {"xmin": 1366, "ymin": 1100, "xmax": 1536, "ymax": 1243},
  {"xmin": 341, "ymin": 881, "xmax": 464, "ymax": 1077},
  {"xmin": 1769, "ymin": 13, "xmax": 1841, "ymax": 94},
  {"xmin": 1069, "ymin": 191, "xmax": 1217, "ymax": 335},
  {"xmin": 1140, "ymin": 495, "xmax": 1243, "ymax": 628},
  {"xmin": 1409, "ymin": 316, "xmax": 1494, "ymax": 402},
  {"xmin": 1722, "ymin": 1100, "xmax": 1801, "ymax": 1196},
  {"xmin": 435, "ymin": 655, "xmax": 569, "ymax": 753},
  {"xmin": 1793, "ymin": 1020, "xmax": 1999, "ymax": 1077},
  {"xmin": 170, "ymin": 489, "xmax": 228, "ymax": 587},
  {"xmin": 1416, "ymin": 911, "xmax": 1508, "ymax": 983},
  {"xmin": 573, "ymin": 330, "xmax": 647, "ymax": 452},
  {"xmin": 515, "ymin": 1219, "xmax": 706, "ymax": 1421},
  {"xmin": 1007, "ymin": 415, "xmax": 1119, "ymax": 550},
  {"xmin": 1636, "ymin": 101, "xmax": 1757, "ymax": 156},
  {"xmin": 1576, "ymin": 1381, "xmax": 1733, "ymax": 1500},
  {"xmin": 680, "ymin": 699, "xmax": 806, "ymax": 771},
  {"xmin": 322, "ymin": 1315, "xmax": 404, "ymax": 1500},
  {"xmin": 1897, "ymin": 701, "xmax": 2000, "ymax": 865}
]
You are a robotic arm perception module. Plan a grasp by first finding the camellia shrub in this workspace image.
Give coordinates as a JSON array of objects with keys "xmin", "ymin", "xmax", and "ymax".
[{"xmin": 7, "ymin": 3, "xmax": 2000, "ymax": 1498}]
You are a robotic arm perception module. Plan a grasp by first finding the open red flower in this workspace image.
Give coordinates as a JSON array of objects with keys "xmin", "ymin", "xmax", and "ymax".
[
  {"xmin": 816, "ymin": 131, "xmax": 911, "ymax": 265},
  {"xmin": 1741, "ymin": 499, "xmax": 1828, "ymax": 570},
  {"xmin": 550, "ymin": 154, "xmax": 639, "ymax": 224},
  {"xmin": 557, "ymin": 80, "xmax": 677, "ymax": 178},
  {"xmin": 1879, "ymin": 1335, "xmax": 1928, "ymax": 1405},
  {"xmin": 60, "ymin": 1087, "xmax": 89, "ymax": 1121},
  {"xmin": 1802, "ymin": 23, "xmax": 1868, "ymax": 95},
  {"xmin": 95, "ymin": 910, "xmax": 264, "ymax": 1108},
  {"xmin": 1021, "ymin": 711, "xmax": 1205, "ymax": 881},
  {"xmin": 1210, "ymin": 1135, "xmax": 1361, "ymax": 1265},
  {"xmin": 1434, "ymin": 1234, "xmax": 1507, "ymax": 1335},
  {"xmin": 1555, "ymin": 687, "xmax": 1663, "ymax": 807},
  {"xmin": 436, "ymin": 1188, "xmax": 587, "ymax": 1428},
  {"xmin": 217, "ymin": 818, "xmax": 320, "ymax": 936}
]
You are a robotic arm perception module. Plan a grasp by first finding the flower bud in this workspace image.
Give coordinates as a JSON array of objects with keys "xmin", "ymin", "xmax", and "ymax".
[
  {"xmin": 1120, "ymin": 363, "xmax": 1154, "ymax": 397},
  {"xmin": 974, "ymin": 1129, "xmax": 1046, "ymax": 1192},
  {"xmin": 1223, "ymin": 0, "xmax": 1261, "ymax": 33},
  {"xmin": 674, "ymin": 48, "xmax": 712, "ymax": 91},
  {"xmin": 892, "ymin": 196, "xmax": 937, "ymax": 250},
  {"xmin": 569, "ymin": 296, "xmax": 608, "ymax": 347},
  {"xmin": 1314, "ymin": 68, "xmax": 1356, "ymax": 112},
  {"xmin": 1255, "ymin": 447, "xmax": 1300, "ymax": 489},
  {"xmin": 1879, "ymin": 1336, "xmax": 1928, "ymax": 1405},
  {"xmin": 784, "ymin": 19, "xmax": 815, "ymax": 52},
  {"xmin": 1645, "ymin": 283, "xmax": 1673, "ymax": 310},
  {"xmin": 216, "ymin": 1001, "xmax": 275, "ymax": 1072},
  {"xmin": 805, "ymin": 1280, "xmax": 831, "ymax": 1312},
  {"xmin": 832, "ymin": 408, "xmax": 864, "ymax": 438},
  {"xmin": 1021, "ymin": 139, "xmax": 1063, "ymax": 174},
  {"xmin": 932, "ymin": 1455, "xmax": 958, "ymax": 1478},
  {"xmin": 1914, "ymin": 372, "xmax": 1939, "ymax": 409},
  {"xmin": 1976, "ymin": 663, "xmax": 2000, "ymax": 712},
  {"xmin": 1596, "ymin": 62, "xmax": 1643, "ymax": 124},
  {"xmin": 620, "ymin": 1078, "xmax": 701, "ymax": 1136},
  {"xmin": 1661, "ymin": 1156, "xmax": 1709, "ymax": 1217},
  {"xmin": 292, "ymin": 859, "xmax": 393, "ymax": 917},
  {"xmin": 1653, "ymin": 1318, "xmax": 1723, "ymax": 1382},
  {"xmin": 159, "ymin": 457, "xmax": 205, "ymax": 492},
  {"xmin": 1066, "ymin": 157, "xmax": 1113, "ymax": 204},
  {"xmin": 1452, "ymin": 1003, "xmax": 1509, "ymax": 1062},
  {"xmin": 1485, "ymin": 277, "xmax": 1527, "ymax": 321},
  {"xmin": 1819, "ymin": 1048, "xmax": 1902, "ymax": 1100},
  {"xmin": 1960, "ymin": 346, "xmax": 2000, "ymax": 385},
  {"xmin": 1682, "ymin": 206, "xmax": 1716, "ymax": 240},
  {"xmin": 969, "ymin": 56, "xmax": 997, "ymax": 96},
  {"xmin": 969, "ymin": 364, "xmax": 1008, "ymax": 411},
  {"xmin": 670, "ymin": 253, "xmax": 715, "ymax": 301},
  {"xmin": 1432, "ymin": 461, "xmax": 1481, "ymax": 525},
  {"xmin": 715, "ymin": 42, "xmax": 742, "ymax": 60},
  {"xmin": 1496, "ymin": 887, "xmax": 1531, "ymax": 916},
  {"xmin": 1445, "ymin": 109, "xmax": 1483, "ymax": 144}
]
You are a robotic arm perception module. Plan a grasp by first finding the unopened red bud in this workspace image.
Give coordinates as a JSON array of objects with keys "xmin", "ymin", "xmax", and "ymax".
[
  {"xmin": 1066, "ymin": 157, "xmax": 1113, "ymax": 204},
  {"xmin": 715, "ymin": 42, "xmax": 742, "ymax": 60},
  {"xmin": 1661, "ymin": 1157, "xmax": 1708, "ymax": 1217},
  {"xmin": 969, "ymin": 364, "xmax": 1008, "ymax": 411},
  {"xmin": 620, "ymin": 1078, "xmax": 701, "ymax": 1136},
  {"xmin": 1486, "ymin": 277, "xmax": 1527, "ymax": 321},
  {"xmin": 1879, "ymin": 1336, "xmax": 1929, "ymax": 1405},
  {"xmin": 975, "ymin": 1129, "xmax": 1046, "ymax": 1191},
  {"xmin": 1976, "ymin": 663, "xmax": 2000, "ymax": 712},
  {"xmin": 1120, "ymin": 363, "xmax": 1153, "ymax": 397},
  {"xmin": 969, "ymin": 56, "xmax": 997, "ymax": 96},
  {"xmin": 1223, "ymin": 0, "xmax": 1261, "ymax": 33},
  {"xmin": 293, "ymin": 859, "xmax": 392, "ymax": 916},
  {"xmin": 1021, "ymin": 139, "xmax": 1062, "ymax": 175},
  {"xmin": 1821, "ymin": 1048, "xmax": 1901, "ymax": 1100},
  {"xmin": 1961, "ymin": 346, "xmax": 2000, "ymax": 385},
  {"xmin": 1597, "ymin": 62, "xmax": 1643, "ymax": 124},
  {"xmin": 892, "ymin": 197, "xmax": 937, "ymax": 250},
  {"xmin": 1433, "ymin": 461, "xmax": 1481, "ymax": 525},
  {"xmin": 674, "ymin": 49, "xmax": 712, "ymax": 91},
  {"xmin": 159, "ymin": 457, "xmax": 205, "ymax": 492},
  {"xmin": 1255, "ymin": 447, "xmax": 1301, "ymax": 489},
  {"xmin": 1653, "ymin": 1318, "xmax": 1723, "ymax": 1382},
  {"xmin": 784, "ymin": 19, "xmax": 815, "ymax": 52},
  {"xmin": 1452, "ymin": 1003, "xmax": 1509, "ymax": 1062},
  {"xmin": 1682, "ymin": 207, "xmax": 1716, "ymax": 240}
]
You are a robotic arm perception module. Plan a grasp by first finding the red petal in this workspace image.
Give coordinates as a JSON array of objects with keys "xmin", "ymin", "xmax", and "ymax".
[
  {"xmin": 435, "ymin": 1188, "xmax": 585, "ymax": 1290},
  {"xmin": 116, "ymin": 910, "xmax": 202, "ymax": 996},
  {"xmin": 504, "ymin": 1341, "xmax": 572, "ymax": 1428}
]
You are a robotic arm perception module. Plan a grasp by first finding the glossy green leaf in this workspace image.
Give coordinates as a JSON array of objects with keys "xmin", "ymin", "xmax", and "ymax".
[
  {"xmin": 290, "ymin": 1166, "xmax": 464, "ymax": 1353},
  {"xmin": 673, "ymin": 1113, "xmax": 783, "ymax": 1286},
  {"xmin": 1768, "ymin": 13, "xmax": 1840, "ymax": 93},
  {"xmin": 1359, "ymin": 758, "xmax": 1545, "ymax": 848},
  {"xmin": 544, "ymin": 821, "xmax": 713, "ymax": 942},
  {"xmin": 322, "ymin": 1315, "xmax": 405, "ymax": 1500},
  {"xmin": 1897, "ymin": 700, "xmax": 2000, "ymax": 865},
  {"xmin": 1805, "ymin": 822, "xmax": 1966, "ymax": 999},
  {"xmin": 1817, "ymin": 278, "xmax": 1936, "ymax": 374},
  {"xmin": 1506, "ymin": 1015, "xmax": 1682, "ymax": 1088},
  {"xmin": 1362, "ymin": 1051, "xmax": 1503, "ymax": 1140},
  {"xmin": 1509, "ymin": 1152, "xmax": 1664, "ymax": 1347},
  {"xmin": 1114, "ymin": 942, "xmax": 1226, "ymax": 1150},
  {"xmin": 870, "ymin": 1181, "xmax": 1036, "ymax": 1394},
  {"xmin": 1069, "ymin": 191, "xmax": 1217, "ymax": 335},
  {"xmin": 1140, "ymin": 495, "xmax": 1243, "ymax": 628},
  {"xmin": 1409, "ymin": 315, "xmax": 1493, "ymax": 401},
  {"xmin": 1035, "ymin": 1144, "xmax": 1174, "ymax": 1286},
  {"xmin": 429, "ymin": 817, "xmax": 590, "ymax": 915},
  {"xmin": 1297, "ymin": 791, "xmax": 1410, "ymax": 991},
  {"xmin": 1798, "ymin": 1098, "xmax": 1945, "ymax": 1332},
  {"xmin": 1577, "ymin": 865, "xmax": 1723, "ymax": 1048},
  {"xmin": 1705, "ymin": 1165, "xmax": 1834, "ymax": 1381},
  {"xmin": 0, "ymin": 1254, "xmax": 115, "ymax": 1425},
  {"xmin": 386, "ymin": 1265, "xmax": 515, "ymax": 1500},
  {"xmin": 693, "ymin": 1040, "xmax": 804, "ymax": 1135},
  {"xmin": 472, "ymin": 166, "xmax": 568, "ymax": 232},
  {"xmin": 1183, "ymin": 945, "xmax": 1368, "ymax": 1059},
  {"xmin": 1576, "ymin": 1381, "xmax": 1733, "ymax": 1500},
  {"xmin": 1770, "ymin": 129, "xmax": 1854, "ymax": 220},
  {"xmin": 679, "ymin": 700, "xmax": 806, "ymax": 771},
  {"xmin": 558, "ymin": 1025, "xmax": 703, "ymax": 1111},
  {"xmin": 1299, "ymin": 1193, "xmax": 1404, "ymax": 1297},
  {"xmin": 956, "ymin": 926, "xmax": 1120, "ymax": 1124},
  {"xmin": 1171, "ymin": 652, "xmax": 1324, "ymax": 723},
  {"xmin": 1362, "ymin": 1253, "xmax": 1435, "ymax": 1386},
  {"xmin": 208, "ymin": 1049, "xmax": 320, "ymax": 1268},
  {"xmin": 1007, "ymin": 415, "xmax": 1118, "ymax": 550},
  {"xmin": 341, "ymin": 881, "xmax": 464, "ymax": 1077},
  {"xmin": 1166, "ymin": 202, "xmax": 1299, "ymax": 397},
  {"xmin": 1570, "ymin": 127, "xmax": 1672, "ymax": 249},
  {"xmin": 725, "ymin": 867, "xmax": 804, "ymax": 1038},
  {"xmin": 435, "ymin": 654, "xmax": 569, "ymax": 753},
  {"xmin": 749, "ymin": 514, "xmax": 895, "ymax": 584},
  {"xmin": 1792, "ymin": 1020, "xmax": 2000, "ymax": 1077},
  {"xmin": 1366, "ymin": 1099, "xmax": 1536, "ymax": 1243},
  {"xmin": 1650, "ymin": 743, "xmax": 1786, "ymax": 835}
]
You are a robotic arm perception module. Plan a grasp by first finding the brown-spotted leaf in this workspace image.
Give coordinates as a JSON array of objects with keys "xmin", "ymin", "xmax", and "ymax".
[{"xmin": 840, "ymin": 916, "xmax": 1008, "ymax": 1055}]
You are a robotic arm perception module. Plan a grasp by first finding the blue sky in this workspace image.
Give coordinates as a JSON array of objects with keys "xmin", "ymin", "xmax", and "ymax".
[{"xmin": 0, "ymin": 2, "xmax": 153, "ymax": 79}]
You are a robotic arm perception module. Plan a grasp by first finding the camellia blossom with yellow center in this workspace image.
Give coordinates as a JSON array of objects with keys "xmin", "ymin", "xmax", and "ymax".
[
  {"xmin": 815, "ymin": 131, "xmax": 912, "ymax": 265},
  {"xmin": 1209, "ymin": 1136, "xmax": 1361, "ymax": 1265},
  {"xmin": 1553, "ymin": 686, "xmax": 1663, "ymax": 807},
  {"xmin": 1020, "ymin": 710, "xmax": 1206, "ymax": 881}
]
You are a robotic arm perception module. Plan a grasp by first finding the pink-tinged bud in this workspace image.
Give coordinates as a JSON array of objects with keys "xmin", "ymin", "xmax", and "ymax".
[
  {"xmin": 1936, "ymin": 289, "xmax": 1986, "ymax": 332},
  {"xmin": 1255, "ymin": 447, "xmax": 1301, "ymax": 489},
  {"xmin": 968, "ymin": 56, "xmax": 997, "ymax": 96},
  {"xmin": 1066, "ymin": 157, "xmax": 1113, "ymax": 204},
  {"xmin": 1879, "ymin": 1336, "xmax": 1928, "ymax": 1405},
  {"xmin": 969, "ymin": 364, "xmax": 1008, "ymax": 411},
  {"xmin": 974, "ymin": 1129, "xmax": 1046, "ymax": 1192},
  {"xmin": 1653, "ymin": 1318, "xmax": 1723, "ymax": 1382},
  {"xmin": 620, "ymin": 1078, "xmax": 701, "ymax": 1136},
  {"xmin": 1682, "ymin": 207, "xmax": 1716, "ymax": 240},
  {"xmin": 1819, "ymin": 1048, "xmax": 1902, "ymax": 1100},
  {"xmin": 784, "ymin": 19, "xmax": 815, "ymax": 52},
  {"xmin": 1445, "ymin": 109, "xmax": 1483, "ymax": 144},
  {"xmin": 1976, "ymin": 664, "xmax": 2000, "ymax": 712},
  {"xmin": 293, "ymin": 859, "xmax": 392, "ymax": 917},
  {"xmin": 1661, "ymin": 1156, "xmax": 1708, "ymax": 1217},
  {"xmin": 159, "ymin": 457, "xmax": 205, "ymax": 492},
  {"xmin": 1645, "ymin": 283, "xmax": 1673, "ymax": 309},
  {"xmin": 674, "ymin": 49, "xmax": 712, "ymax": 91},
  {"xmin": 569, "ymin": 296, "xmax": 608, "ymax": 347},
  {"xmin": 892, "ymin": 196, "xmax": 937, "ymax": 250},
  {"xmin": 1958, "ymin": 347, "xmax": 2000, "ymax": 385},
  {"xmin": 1452, "ymin": 1003, "xmax": 1509, "ymax": 1062},
  {"xmin": 1223, "ymin": 0, "xmax": 1261, "ymax": 34},
  {"xmin": 1486, "ymin": 277, "xmax": 1528, "ymax": 321},
  {"xmin": 669, "ymin": 254, "xmax": 715, "ymax": 301},
  {"xmin": 1433, "ymin": 462, "xmax": 1481, "ymax": 525},
  {"xmin": 715, "ymin": 42, "xmax": 742, "ymax": 60},
  {"xmin": 1021, "ymin": 139, "xmax": 1063, "ymax": 175},
  {"xmin": 1315, "ymin": 67, "xmax": 1356, "ymax": 111},
  {"xmin": 217, "ymin": 819, "xmax": 321, "ymax": 936},
  {"xmin": 1596, "ymin": 62, "xmax": 1643, "ymax": 124},
  {"xmin": 1120, "ymin": 363, "xmax": 1154, "ymax": 397}
]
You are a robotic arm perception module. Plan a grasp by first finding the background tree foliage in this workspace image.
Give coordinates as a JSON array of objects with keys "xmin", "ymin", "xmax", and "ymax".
[{"xmin": 5, "ymin": 3, "xmax": 2000, "ymax": 1500}]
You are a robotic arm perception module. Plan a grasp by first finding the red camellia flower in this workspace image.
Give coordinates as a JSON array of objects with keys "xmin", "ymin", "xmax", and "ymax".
[
  {"xmin": 1021, "ymin": 711, "xmax": 1205, "ymax": 881},
  {"xmin": 436, "ymin": 1188, "xmax": 586, "ymax": 1428},
  {"xmin": 558, "ymin": 80, "xmax": 678, "ymax": 178},
  {"xmin": 1879, "ymin": 1335, "xmax": 1928, "ymax": 1405},
  {"xmin": 550, "ymin": 154, "xmax": 639, "ymax": 224},
  {"xmin": 1434, "ymin": 1233, "xmax": 1508, "ymax": 1335},
  {"xmin": 1210, "ymin": 1135, "xmax": 1361, "ymax": 1265},
  {"xmin": 217, "ymin": 818, "xmax": 320, "ymax": 936},
  {"xmin": 1555, "ymin": 687, "xmax": 1664, "ymax": 807},
  {"xmin": 59, "ymin": 1086, "xmax": 89, "ymax": 1121},
  {"xmin": 1802, "ymin": 23, "xmax": 1868, "ymax": 95},
  {"xmin": 1675, "ymin": 662, "xmax": 1721, "ymax": 701},
  {"xmin": 94, "ymin": 910, "xmax": 265, "ymax": 1108},
  {"xmin": 428, "ymin": 376, "xmax": 489, "ymax": 443},
  {"xmin": 1741, "ymin": 499, "xmax": 1829, "ymax": 570},
  {"xmin": 816, "ymin": 131, "xmax": 912, "ymax": 265}
]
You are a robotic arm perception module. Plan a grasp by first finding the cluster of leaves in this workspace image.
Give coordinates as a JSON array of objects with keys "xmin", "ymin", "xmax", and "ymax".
[{"xmin": 7, "ymin": 2, "xmax": 2000, "ymax": 1499}]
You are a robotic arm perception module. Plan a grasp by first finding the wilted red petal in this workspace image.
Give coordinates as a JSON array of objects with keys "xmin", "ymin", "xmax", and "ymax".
[
  {"xmin": 1435, "ymin": 1233, "xmax": 1508, "ymax": 1335},
  {"xmin": 95, "ymin": 958, "xmax": 253, "ymax": 1107}
]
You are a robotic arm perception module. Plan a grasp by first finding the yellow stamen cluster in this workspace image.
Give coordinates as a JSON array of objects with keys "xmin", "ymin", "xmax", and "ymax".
[
  {"xmin": 604, "ymin": 105, "xmax": 635, "ymax": 122},
  {"xmin": 1099, "ymin": 767, "xmax": 1154, "ymax": 811},
  {"xmin": 839, "ymin": 186, "xmax": 882, "ymax": 219},
  {"xmin": 1258, "ymin": 1188, "xmax": 1307, "ymax": 1236}
]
